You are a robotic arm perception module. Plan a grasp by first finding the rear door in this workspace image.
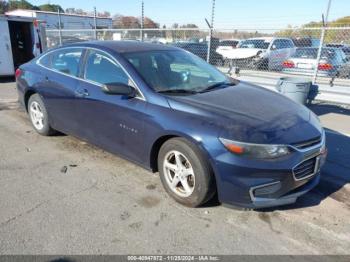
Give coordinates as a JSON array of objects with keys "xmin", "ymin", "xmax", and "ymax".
[
  {"xmin": 0, "ymin": 19, "xmax": 15, "ymax": 76},
  {"xmin": 36, "ymin": 47, "xmax": 84, "ymax": 135}
]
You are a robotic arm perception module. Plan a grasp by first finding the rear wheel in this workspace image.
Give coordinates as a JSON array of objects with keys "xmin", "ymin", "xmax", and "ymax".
[
  {"xmin": 158, "ymin": 138, "xmax": 216, "ymax": 207},
  {"xmin": 28, "ymin": 94, "xmax": 56, "ymax": 136}
]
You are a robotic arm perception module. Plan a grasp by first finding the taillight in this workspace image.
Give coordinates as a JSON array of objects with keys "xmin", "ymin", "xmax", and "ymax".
[
  {"xmin": 15, "ymin": 68, "xmax": 22, "ymax": 79},
  {"xmin": 283, "ymin": 60, "xmax": 295, "ymax": 68},
  {"xmin": 318, "ymin": 63, "xmax": 333, "ymax": 70}
]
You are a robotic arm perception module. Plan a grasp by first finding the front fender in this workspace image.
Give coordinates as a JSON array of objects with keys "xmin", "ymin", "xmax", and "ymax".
[{"xmin": 147, "ymin": 129, "xmax": 223, "ymax": 187}]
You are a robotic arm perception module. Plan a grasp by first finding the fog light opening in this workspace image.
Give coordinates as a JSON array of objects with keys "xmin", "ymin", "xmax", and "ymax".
[{"xmin": 251, "ymin": 181, "xmax": 282, "ymax": 199}]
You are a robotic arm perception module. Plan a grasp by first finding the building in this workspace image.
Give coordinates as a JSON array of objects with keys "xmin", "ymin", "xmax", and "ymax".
[{"xmin": 6, "ymin": 9, "xmax": 112, "ymax": 29}]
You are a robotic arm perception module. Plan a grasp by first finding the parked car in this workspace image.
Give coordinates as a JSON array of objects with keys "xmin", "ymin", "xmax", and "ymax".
[
  {"xmin": 292, "ymin": 37, "xmax": 320, "ymax": 48},
  {"xmin": 282, "ymin": 47, "xmax": 350, "ymax": 78},
  {"xmin": 171, "ymin": 41, "xmax": 223, "ymax": 65},
  {"xmin": 219, "ymin": 37, "xmax": 296, "ymax": 71},
  {"xmin": 46, "ymin": 35, "xmax": 87, "ymax": 48},
  {"xmin": 16, "ymin": 41, "xmax": 327, "ymax": 209},
  {"xmin": 326, "ymin": 43, "xmax": 350, "ymax": 60}
]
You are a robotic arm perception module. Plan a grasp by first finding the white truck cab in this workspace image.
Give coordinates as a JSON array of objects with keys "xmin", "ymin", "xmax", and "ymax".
[{"xmin": 0, "ymin": 15, "xmax": 45, "ymax": 77}]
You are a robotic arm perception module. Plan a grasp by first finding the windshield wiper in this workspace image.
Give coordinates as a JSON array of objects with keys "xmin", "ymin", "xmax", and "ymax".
[
  {"xmin": 157, "ymin": 89, "xmax": 198, "ymax": 95},
  {"xmin": 199, "ymin": 81, "xmax": 236, "ymax": 93}
]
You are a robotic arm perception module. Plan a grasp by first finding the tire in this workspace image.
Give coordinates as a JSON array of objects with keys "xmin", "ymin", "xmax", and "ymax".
[
  {"xmin": 27, "ymin": 94, "xmax": 56, "ymax": 136},
  {"xmin": 158, "ymin": 137, "xmax": 216, "ymax": 207}
]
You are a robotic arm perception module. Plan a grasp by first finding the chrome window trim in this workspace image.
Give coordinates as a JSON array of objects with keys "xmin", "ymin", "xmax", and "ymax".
[{"xmin": 36, "ymin": 46, "xmax": 146, "ymax": 101}]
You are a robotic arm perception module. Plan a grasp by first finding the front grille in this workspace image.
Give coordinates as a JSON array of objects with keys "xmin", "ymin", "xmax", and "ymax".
[
  {"xmin": 293, "ymin": 157, "xmax": 317, "ymax": 180},
  {"xmin": 292, "ymin": 136, "xmax": 321, "ymax": 150}
]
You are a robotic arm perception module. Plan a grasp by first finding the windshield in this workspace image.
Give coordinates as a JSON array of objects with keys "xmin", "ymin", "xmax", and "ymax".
[
  {"xmin": 123, "ymin": 50, "xmax": 229, "ymax": 93},
  {"xmin": 238, "ymin": 39, "xmax": 270, "ymax": 49}
]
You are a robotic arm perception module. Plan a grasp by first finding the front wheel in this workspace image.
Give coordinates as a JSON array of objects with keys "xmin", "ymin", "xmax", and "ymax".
[{"xmin": 158, "ymin": 138, "xmax": 216, "ymax": 207}]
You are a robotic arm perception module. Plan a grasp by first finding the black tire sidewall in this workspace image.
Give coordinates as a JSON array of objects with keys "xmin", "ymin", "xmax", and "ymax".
[
  {"xmin": 28, "ymin": 94, "xmax": 51, "ymax": 136},
  {"xmin": 158, "ymin": 138, "xmax": 215, "ymax": 207}
]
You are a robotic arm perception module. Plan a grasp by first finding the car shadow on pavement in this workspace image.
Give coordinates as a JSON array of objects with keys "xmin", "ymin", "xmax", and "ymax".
[
  {"xmin": 307, "ymin": 102, "xmax": 350, "ymax": 117},
  {"xmin": 259, "ymin": 128, "xmax": 350, "ymax": 212}
]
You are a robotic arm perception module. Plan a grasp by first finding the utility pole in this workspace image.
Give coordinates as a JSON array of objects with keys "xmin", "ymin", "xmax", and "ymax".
[
  {"xmin": 140, "ymin": 0, "xmax": 144, "ymax": 41},
  {"xmin": 94, "ymin": 6, "xmax": 97, "ymax": 40},
  {"xmin": 206, "ymin": 0, "xmax": 215, "ymax": 63},
  {"xmin": 57, "ymin": 8, "xmax": 62, "ymax": 46},
  {"xmin": 312, "ymin": 0, "xmax": 332, "ymax": 84}
]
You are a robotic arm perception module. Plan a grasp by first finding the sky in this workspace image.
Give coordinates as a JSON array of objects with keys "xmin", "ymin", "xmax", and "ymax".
[{"xmin": 31, "ymin": 0, "xmax": 350, "ymax": 29}]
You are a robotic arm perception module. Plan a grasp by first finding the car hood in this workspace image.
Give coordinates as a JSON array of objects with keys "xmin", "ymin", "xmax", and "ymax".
[
  {"xmin": 220, "ymin": 48, "xmax": 264, "ymax": 59},
  {"xmin": 166, "ymin": 81, "xmax": 322, "ymax": 144}
]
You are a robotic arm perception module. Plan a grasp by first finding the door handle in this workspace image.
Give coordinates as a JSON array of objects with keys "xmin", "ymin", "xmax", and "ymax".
[{"xmin": 75, "ymin": 88, "xmax": 89, "ymax": 97}]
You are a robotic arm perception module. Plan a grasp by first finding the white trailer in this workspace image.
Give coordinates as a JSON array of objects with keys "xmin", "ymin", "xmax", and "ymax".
[{"xmin": 0, "ymin": 15, "xmax": 45, "ymax": 77}]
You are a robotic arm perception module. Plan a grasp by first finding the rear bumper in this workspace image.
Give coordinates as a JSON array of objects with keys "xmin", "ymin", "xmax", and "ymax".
[{"xmin": 282, "ymin": 68, "xmax": 336, "ymax": 77}]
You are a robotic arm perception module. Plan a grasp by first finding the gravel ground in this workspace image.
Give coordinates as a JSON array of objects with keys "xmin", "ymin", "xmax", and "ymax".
[{"xmin": 0, "ymin": 81, "xmax": 349, "ymax": 255}]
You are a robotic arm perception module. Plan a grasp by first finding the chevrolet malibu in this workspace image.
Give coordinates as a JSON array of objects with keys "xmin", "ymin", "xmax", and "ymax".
[{"xmin": 16, "ymin": 41, "xmax": 327, "ymax": 209}]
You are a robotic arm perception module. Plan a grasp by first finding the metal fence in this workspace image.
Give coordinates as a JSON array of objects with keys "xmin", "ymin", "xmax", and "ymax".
[{"xmin": 45, "ymin": 26, "xmax": 350, "ymax": 87}]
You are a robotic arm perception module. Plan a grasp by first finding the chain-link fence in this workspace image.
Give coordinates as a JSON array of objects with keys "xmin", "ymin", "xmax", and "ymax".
[{"xmin": 45, "ymin": 26, "xmax": 350, "ymax": 86}]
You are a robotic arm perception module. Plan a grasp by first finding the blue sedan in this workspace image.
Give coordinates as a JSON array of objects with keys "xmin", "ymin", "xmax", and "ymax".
[{"xmin": 16, "ymin": 41, "xmax": 327, "ymax": 209}]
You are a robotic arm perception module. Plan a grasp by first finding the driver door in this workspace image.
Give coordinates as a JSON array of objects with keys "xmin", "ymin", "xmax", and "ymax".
[{"xmin": 74, "ymin": 49, "xmax": 147, "ymax": 163}]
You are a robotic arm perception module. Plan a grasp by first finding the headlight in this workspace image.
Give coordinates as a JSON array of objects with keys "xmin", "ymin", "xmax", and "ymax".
[{"xmin": 219, "ymin": 138, "xmax": 291, "ymax": 159}]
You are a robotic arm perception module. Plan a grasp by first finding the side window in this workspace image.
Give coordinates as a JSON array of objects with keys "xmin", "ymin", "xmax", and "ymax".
[
  {"xmin": 286, "ymin": 40, "xmax": 294, "ymax": 48},
  {"xmin": 39, "ymin": 54, "xmax": 51, "ymax": 67},
  {"xmin": 272, "ymin": 40, "xmax": 283, "ymax": 49},
  {"xmin": 51, "ymin": 48, "xmax": 83, "ymax": 76},
  {"xmin": 84, "ymin": 50, "xmax": 129, "ymax": 85}
]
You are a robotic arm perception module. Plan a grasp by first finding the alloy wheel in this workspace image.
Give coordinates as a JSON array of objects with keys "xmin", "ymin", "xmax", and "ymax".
[
  {"xmin": 29, "ymin": 101, "xmax": 44, "ymax": 130},
  {"xmin": 163, "ymin": 150, "xmax": 195, "ymax": 197}
]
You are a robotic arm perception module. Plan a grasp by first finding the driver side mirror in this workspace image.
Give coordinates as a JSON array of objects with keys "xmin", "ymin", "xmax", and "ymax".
[
  {"xmin": 271, "ymin": 44, "xmax": 277, "ymax": 50},
  {"xmin": 102, "ymin": 83, "xmax": 136, "ymax": 97}
]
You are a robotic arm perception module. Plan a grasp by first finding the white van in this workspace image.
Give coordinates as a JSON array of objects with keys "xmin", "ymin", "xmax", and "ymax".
[{"xmin": 0, "ymin": 15, "xmax": 46, "ymax": 76}]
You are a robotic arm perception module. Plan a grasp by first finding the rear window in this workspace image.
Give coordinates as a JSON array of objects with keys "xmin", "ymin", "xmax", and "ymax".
[
  {"xmin": 292, "ymin": 48, "xmax": 335, "ymax": 59},
  {"xmin": 38, "ymin": 54, "xmax": 51, "ymax": 67}
]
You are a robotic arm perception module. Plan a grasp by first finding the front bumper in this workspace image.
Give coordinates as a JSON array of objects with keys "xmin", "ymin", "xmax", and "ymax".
[
  {"xmin": 213, "ymin": 135, "xmax": 327, "ymax": 209},
  {"xmin": 246, "ymin": 174, "xmax": 320, "ymax": 209}
]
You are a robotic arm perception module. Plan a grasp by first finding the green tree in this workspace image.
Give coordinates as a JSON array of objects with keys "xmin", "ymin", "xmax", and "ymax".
[
  {"xmin": 7, "ymin": 0, "xmax": 39, "ymax": 11},
  {"xmin": 38, "ymin": 4, "xmax": 64, "ymax": 13},
  {"xmin": 0, "ymin": 0, "xmax": 9, "ymax": 14}
]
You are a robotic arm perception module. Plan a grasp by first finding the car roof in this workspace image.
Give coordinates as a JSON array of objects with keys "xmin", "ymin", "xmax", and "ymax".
[
  {"xmin": 220, "ymin": 39, "xmax": 240, "ymax": 42},
  {"xmin": 65, "ymin": 40, "xmax": 178, "ymax": 53},
  {"xmin": 296, "ymin": 47, "xmax": 337, "ymax": 51},
  {"xmin": 245, "ymin": 37, "xmax": 292, "ymax": 42}
]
